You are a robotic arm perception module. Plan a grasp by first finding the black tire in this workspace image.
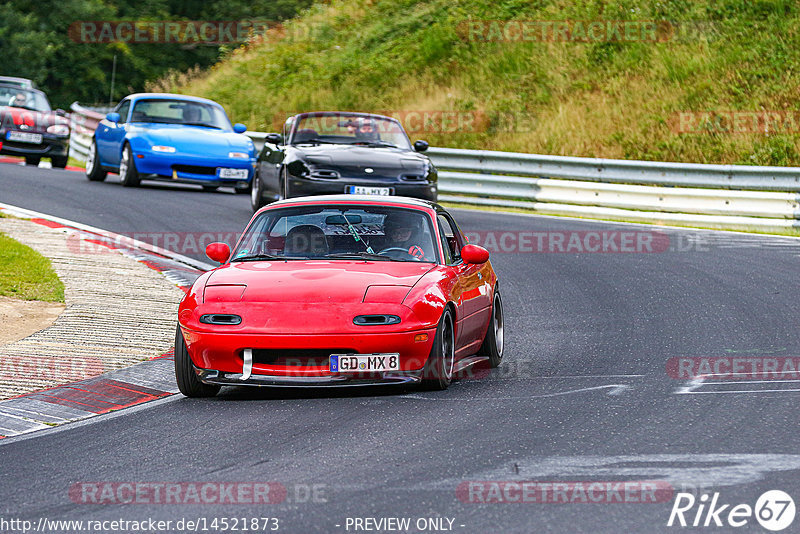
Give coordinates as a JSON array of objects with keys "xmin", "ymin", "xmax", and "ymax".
[
  {"xmin": 25, "ymin": 156, "xmax": 40, "ymax": 166},
  {"xmin": 421, "ymin": 307, "xmax": 455, "ymax": 390},
  {"xmin": 281, "ymin": 167, "xmax": 290, "ymax": 200},
  {"xmin": 250, "ymin": 172, "xmax": 267, "ymax": 212},
  {"xmin": 51, "ymin": 156, "xmax": 68, "ymax": 169},
  {"xmin": 174, "ymin": 326, "xmax": 220, "ymax": 398},
  {"xmin": 119, "ymin": 144, "xmax": 140, "ymax": 187},
  {"xmin": 202, "ymin": 185, "xmax": 218, "ymax": 192},
  {"xmin": 478, "ymin": 288, "xmax": 504, "ymax": 368},
  {"xmin": 86, "ymin": 139, "xmax": 107, "ymax": 182}
]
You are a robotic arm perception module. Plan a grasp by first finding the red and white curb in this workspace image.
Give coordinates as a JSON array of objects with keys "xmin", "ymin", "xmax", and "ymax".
[{"xmin": 0, "ymin": 203, "xmax": 211, "ymax": 440}]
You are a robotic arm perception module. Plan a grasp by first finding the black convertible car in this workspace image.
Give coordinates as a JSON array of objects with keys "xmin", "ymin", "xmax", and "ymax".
[{"xmin": 250, "ymin": 111, "xmax": 437, "ymax": 211}]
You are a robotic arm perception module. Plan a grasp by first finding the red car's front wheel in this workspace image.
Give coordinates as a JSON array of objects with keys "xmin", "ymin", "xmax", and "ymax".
[
  {"xmin": 174, "ymin": 326, "xmax": 220, "ymax": 398},
  {"xmin": 422, "ymin": 308, "xmax": 455, "ymax": 390}
]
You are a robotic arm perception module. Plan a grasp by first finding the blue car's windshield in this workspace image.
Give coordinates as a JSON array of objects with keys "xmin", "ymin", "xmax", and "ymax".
[{"xmin": 130, "ymin": 99, "xmax": 232, "ymax": 130}]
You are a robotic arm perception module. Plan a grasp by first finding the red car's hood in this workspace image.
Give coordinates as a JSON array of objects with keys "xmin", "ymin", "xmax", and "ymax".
[
  {"xmin": 205, "ymin": 260, "xmax": 435, "ymax": 303},
  {"xmin": 0, "ymin": 106, "xmax": 67, "ymax": 133}
]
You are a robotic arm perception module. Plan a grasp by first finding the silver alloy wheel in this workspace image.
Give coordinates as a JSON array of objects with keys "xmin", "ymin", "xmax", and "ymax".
[
  {"xmin": 493, "ymin": 294, "xmax": 504, "ymax": 356},
  {"xmin": 442, "ymin": 314, "xmax": 454, "ymax": 379},
  {"xmin": 251, "ymin": 174, "xmax": 260, "ymax": 205},
  {"xmin": 119, "ymin": 147, "xmax": 129, "ymax": 179},
  {"xmin": 86, "ymin": 141, "xmax": 96, "ymax": 174}
]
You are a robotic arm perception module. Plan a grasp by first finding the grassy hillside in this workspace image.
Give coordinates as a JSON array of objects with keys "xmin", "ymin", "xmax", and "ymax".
[{"xmin": 151, "ymin": 0, "xmax": 800, "ymax": 165}]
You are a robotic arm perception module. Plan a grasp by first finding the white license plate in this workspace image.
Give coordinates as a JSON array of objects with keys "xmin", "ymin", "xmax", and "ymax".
[
  {"xmin": 7, "ymin": 131, "xmax": 42, "ymax": 144},
  {"xmin": 218, "ymin": 168, "xmax": 248, "ymax": 179},
  {"xmin": 347, "ymin": 186, "xmax": 392, "ymax": 196},
  {"xmin": 330, "ymin": 354, "xmax": 400, "ymax": 373}
]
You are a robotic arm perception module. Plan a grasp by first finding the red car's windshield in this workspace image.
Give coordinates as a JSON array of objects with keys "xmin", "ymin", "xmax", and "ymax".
[
  {"xmin": 0, "ymin": 86, "xmax": 50, "ymax": 112},
  {"xmin": 232, "ymin": 205, "xmax": 438, "ymax": 263}
]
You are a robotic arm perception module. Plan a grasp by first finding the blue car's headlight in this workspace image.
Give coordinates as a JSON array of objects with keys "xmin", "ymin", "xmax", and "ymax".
[
  {"xmin": 228, "ymin": 152, "xmax": 249, "ymax": 159},
  {"xmin": 152, "ymin": 145, "xmax": 176, "ymax": 153}
]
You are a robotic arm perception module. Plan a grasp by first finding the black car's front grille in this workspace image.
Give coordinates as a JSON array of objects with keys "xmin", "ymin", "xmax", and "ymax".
[
  {"xmin": 251, "ymin": 349, "xmax": 355, "ymax": 367},
  {"xmin": 172, "ymin": 164, "xmax": 216, "ymax": 175},
  {"xmin": 400, "ymin": 174, "xmax": 425, "ymax": 181}
]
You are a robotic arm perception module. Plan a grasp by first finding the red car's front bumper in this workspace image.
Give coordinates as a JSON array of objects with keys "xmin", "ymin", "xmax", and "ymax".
[{"xmin": 181, "ymin": 327, "xmax": 437, "ymax": 387}]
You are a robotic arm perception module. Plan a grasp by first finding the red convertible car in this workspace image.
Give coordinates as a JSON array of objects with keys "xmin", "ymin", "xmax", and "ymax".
[{"xmin": 175, "ymin": 195, "xmax": 503, "ymax": 396}]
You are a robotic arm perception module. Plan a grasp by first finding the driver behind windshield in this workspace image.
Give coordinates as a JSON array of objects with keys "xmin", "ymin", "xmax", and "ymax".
[
  {"xmin": 355, "ymin": 118, "xmax": 380, "ymax": 142},
  {"xmin": 382, "ymin": 212, "xmax": 434, "ymax": 261},
  {"xmin": 10, "ymin": 92, "xmax": 26, "ymax": 108},
  {"xmin": 182, "ymin": 105, "xmax": 202, "ymax": 123}
]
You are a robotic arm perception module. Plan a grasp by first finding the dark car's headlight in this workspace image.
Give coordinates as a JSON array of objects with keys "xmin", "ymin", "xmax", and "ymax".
[{"xmin": 47, "ymin": 124, "xmax": 70, "ymax": 136}]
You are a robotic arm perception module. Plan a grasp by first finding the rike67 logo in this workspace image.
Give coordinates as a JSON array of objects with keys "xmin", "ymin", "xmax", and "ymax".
[{"xmin": 668, "ymin": 490, "xmax": 795, "ymax": 531}]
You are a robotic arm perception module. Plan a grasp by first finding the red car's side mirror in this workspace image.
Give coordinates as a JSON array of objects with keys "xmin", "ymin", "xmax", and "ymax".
[
  {"xmin": 206, "ymin": 242, "xmax": 231, "ymax": 263},
  {"xmin": 461, "ymin": 244, "xmax": 489, "ymax": 264}
]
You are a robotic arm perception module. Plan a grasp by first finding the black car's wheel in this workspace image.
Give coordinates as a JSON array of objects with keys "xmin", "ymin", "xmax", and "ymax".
[
  {"xmin": 51, "ymin": 156, "xmax": 68, "ymax": 169},
  {"xmin": 478, "ymin": 288, "xmax": 504, "ymax": 368},
  {"xmin": 421, "ymin": 307, "xmax": 455, "ymax": 390},
  {"xmin": 281, "ymin": 167, "xmax": 290, "ymax": 199},
  {"xmin": 86, "ymin": 139, "xmax": 107, "ymax": 182},
  {"xmin": 174, "ymin": 326, "xmax": 220, "ymax": 398},
  {"xmin": 25, "ymin": 156, "xmax": 40, "ymax": 166},
  {"xmin": 251, "ymin": 172, "xmax": 267, "ymax": 211},
  {"xmin": 202, "ymin": 185, "xmax": 218, "ymax": 192},
  {"xmin": 119, "ymin": 144, "xmax": 140, "ymax": 187}
]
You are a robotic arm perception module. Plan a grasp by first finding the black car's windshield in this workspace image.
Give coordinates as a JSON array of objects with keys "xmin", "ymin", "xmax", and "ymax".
[
  {"xmin": 130, "ymin": 99, "xmax": 232, "ymax": 130},
  {"xmin": 289, "ymin": 113, "xmax": 412, "ymax": 150},
  {"xmin": 0, "ymin": 86, "xmax": 51, "ymax": 112},
  {"xmin": 231, "ymin": 205, "xmax": 438, "ymax": 263}
]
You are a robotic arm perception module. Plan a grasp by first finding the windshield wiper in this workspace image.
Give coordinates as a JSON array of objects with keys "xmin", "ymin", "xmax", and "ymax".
[
  {"xmin": 324, "ymin": 252, "xmax": 397, "ymax": 262},
  {"xmin": 351, "ymin": 141, "xmax": 398, "ymax": 148},
  {"xmin": 295, "ymin": 138, "xmax": 340, "ymax": 145},
  {"xmin": 183, "ymin": 121, "xmax": 222, "ymax": 129},
  {"xmin": 232, "ymin": 253, "xmax": 300, "ymax": 262}
]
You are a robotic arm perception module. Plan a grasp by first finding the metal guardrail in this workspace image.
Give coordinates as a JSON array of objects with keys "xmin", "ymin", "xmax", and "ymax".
[
  {"xmin": 67, "ymin": 105, "xmax": 800, "ymax": 230},
  {"xmin": 68, "ymin": 102, "xmax": 105, "ymax": 161}
]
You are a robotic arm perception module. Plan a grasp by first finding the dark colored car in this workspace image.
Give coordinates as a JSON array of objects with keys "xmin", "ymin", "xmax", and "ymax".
[
  {"xmin": 0, "ymin": 84, "xmax": 70, "ymax": 167},
  {"xmin": 250, "ymin": 111, "xmax": 437, "ymax": 212}
]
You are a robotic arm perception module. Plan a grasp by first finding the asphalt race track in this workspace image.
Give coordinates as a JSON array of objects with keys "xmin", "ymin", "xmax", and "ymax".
[{"xmin": 2, "ymin": 163, "xmax": 800, "ymax": 533}]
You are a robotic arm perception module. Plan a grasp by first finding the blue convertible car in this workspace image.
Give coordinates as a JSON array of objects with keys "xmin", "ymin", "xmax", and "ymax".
[{"xmin": 86, "ymin": 93, "xmax": 256, "ymax": 192}]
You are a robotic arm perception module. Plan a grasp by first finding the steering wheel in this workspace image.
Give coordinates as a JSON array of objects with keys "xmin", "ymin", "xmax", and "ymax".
[{"xmin": 377, "ymin": 247, "xmax": 420, "ymax": 261}]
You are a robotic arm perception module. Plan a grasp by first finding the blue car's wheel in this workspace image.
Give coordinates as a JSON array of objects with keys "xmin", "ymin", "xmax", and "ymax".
[
  {"xmin": 86, "ymin": 139, "xmax": 107, "ymax": 182},
  {"xmin": 119, "ymin": 144, "xmax": 140, "ymax": 187}
]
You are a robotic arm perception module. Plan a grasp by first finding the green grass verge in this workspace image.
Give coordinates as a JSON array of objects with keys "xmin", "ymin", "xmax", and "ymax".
[
  {"xmin": 157, "ymin": 0, "xmax": 800, "ymax": 166},
  {"xmin": 0, "ymin": 233, "xmax": 65, "ymax": 302}
]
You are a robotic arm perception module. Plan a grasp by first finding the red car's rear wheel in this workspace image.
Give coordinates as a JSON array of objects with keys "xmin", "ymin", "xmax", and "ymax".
[{"xmin": 478, "ymin": 288, "xmax": 504, "ymax": 368}]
